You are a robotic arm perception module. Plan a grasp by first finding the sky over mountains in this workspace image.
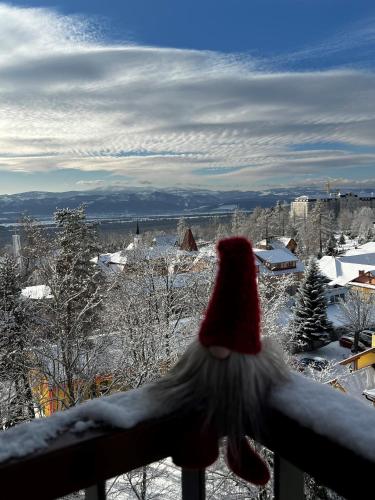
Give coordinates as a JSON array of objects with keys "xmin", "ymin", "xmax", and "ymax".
[{"xmin": 1, "ymin": 1, "xmax": 375, "ymax": 194}]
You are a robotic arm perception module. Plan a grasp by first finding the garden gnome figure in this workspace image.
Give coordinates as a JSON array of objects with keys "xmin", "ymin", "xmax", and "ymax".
[{"xmin": 152, "ymin": 237, "xmax": 289, "ymax": 485}]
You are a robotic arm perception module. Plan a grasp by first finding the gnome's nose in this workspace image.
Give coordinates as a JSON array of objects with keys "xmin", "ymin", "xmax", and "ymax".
[{"xmin": 209, "ymin": 345, "xmax": 231, "ymax": 359}]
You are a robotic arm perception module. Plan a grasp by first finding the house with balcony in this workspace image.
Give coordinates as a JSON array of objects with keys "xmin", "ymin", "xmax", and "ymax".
[
  {"xmin": 350, "ymin": 270, "xmax": 375, "ymax": 295},
  {"xmin": 253, "ymin": 247, "xmax": 304, "ymax": 279}
]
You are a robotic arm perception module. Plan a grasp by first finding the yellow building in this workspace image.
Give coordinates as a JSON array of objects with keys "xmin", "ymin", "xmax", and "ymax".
[{"xmin": 31, "ymin": 372, "xmax": 114, "ymax": 417}]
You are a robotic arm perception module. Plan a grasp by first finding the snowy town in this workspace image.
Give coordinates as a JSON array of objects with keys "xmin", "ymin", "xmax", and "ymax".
[{"xmin": 0, "ymin": 189, "xmax": 375, "ymax": 499}]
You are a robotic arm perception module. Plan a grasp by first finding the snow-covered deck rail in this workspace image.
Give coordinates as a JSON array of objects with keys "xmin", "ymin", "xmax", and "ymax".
[{"xmin": 0, "ymin": 374, "xmax": 374, "ymax": 499}]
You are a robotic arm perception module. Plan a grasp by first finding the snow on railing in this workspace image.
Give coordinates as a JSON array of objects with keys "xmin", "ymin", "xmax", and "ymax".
[{"xmin": 0, "ymin": 374, "xmax": 374, "ymax": 499}]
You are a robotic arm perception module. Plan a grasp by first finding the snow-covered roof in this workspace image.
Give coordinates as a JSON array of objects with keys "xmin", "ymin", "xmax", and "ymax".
[
  {"xmin": 21, "ymin": 285, "xmax": 52, "ymax": 300},
  {"xmin": 319, "ymin": 253, "xmax": 375, "ymax": 286},
  {"xmin": 152, "ymin": 235, "xmax": 178, "ymax": 247},
  {"xmin": 254, "ymin": 248, "xmax": 299, "ymax": 264},
  {"xmin": 197, "ymin": 244, "xmax": 216, "ymax": 257},
  {"xmin": 147, "ymin": 246, "xmax": 178, "ymax": 259},
  {"xmin": 276, "ymin": 237, "xmax": 294, "ymax": 246},
  {"xmin": 255, "ymin": 256, "xmax": 304, "ymax": 276},
  {"xmin": 258, "ymin": 237, "xmax": 294, "ymax": 249},
  {"xmin": 106, "ymin": 251, "xmax": 129, "ymax": 265}
]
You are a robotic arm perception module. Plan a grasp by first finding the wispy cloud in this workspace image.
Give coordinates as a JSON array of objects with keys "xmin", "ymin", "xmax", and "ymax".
[
  {"xmin": 1, "ymin": 3, "xmax": 375, "ymax": 190},
  {"xmin": 266, "ymin": 16, "xmax": 375, "ymax": 70},
  {"xmin": 75, "ymin": 179, "xmax": 106, "ymax": 187}
]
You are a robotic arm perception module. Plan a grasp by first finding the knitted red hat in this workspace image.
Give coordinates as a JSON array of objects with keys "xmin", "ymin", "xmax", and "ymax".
[{"xmin": 199, "ymin": 237, "xmax": 261, "ymax": 355}]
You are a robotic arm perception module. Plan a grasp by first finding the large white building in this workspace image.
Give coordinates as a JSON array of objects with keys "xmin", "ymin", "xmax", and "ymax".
[{"xmin": 290, "ymin": 192, "xmax": 375, "ymax": 220}]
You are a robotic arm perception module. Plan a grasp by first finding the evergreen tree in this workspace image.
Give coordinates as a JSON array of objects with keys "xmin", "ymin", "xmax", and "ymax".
[
  {"xmin": 359, "ymin": 226, "xmax": 374, "ymax": 245},
  {"xmin": 325, "ymin": 233, "xmax": 337, "ymax": 256},
  {"xmin": 231, "ymin": 208, "xmax": 248, "ymax": 237},
  {"xmin": 177, "ymin": 217, "xmax": 187, "ymax": 245},
  {"xmin": 292, "ymin": 259, "xmax": 332, "ymax": 351},
  {"xmin": 53, "ymin": 205, "xmax": 102, "ymax": 338},
  {"xmin": 297, "ymin": 201, "xmax": 334, "ymax": 258},
  {"xmin": 40, "ymin": 206, "xmax": 105, "ymax": 408},
  {"xmin": 0, "ymin": 255, "xmax": 35, "ymax": 426},
  {"xmin": 20, "ymin": 215, "xmax": 50, "ymax": 281},
  {"xmin": 338, "ymin": 233, "xmax": 346, "ymax": 246}
]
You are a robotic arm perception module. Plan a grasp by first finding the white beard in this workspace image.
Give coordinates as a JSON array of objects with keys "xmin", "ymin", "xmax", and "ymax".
[{"xmin": 150, "ymin": 338, "xmax": 289, "ymax": 446}]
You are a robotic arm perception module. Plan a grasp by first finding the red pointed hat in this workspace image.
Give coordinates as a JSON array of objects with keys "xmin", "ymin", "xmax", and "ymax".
[{"xmin": 199, "ymin": 237, "xmax": 261, "ymax": 355}]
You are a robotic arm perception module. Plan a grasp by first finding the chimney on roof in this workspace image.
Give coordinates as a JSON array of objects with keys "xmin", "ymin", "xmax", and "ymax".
[{"xmin": 359, "ymin": 270, "xmax": 365, "ymax": 276}]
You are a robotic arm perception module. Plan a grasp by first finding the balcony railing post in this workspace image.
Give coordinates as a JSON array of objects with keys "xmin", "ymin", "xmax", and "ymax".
[
  {"xmin": 85, "ymin": 481, "xmax": 106, "ymax": 500},
  {"xmin": 274, "ymin": 454, "xmax": 304, "ymax": 500},
  {"xmin": 181, "ymin": 468, "xmax": 206, "ymax": 500}
]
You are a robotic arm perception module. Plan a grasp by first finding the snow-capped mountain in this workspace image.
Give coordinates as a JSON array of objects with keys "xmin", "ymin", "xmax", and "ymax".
[{"xmin": 0, "ymin": 186, "xmax": 372, "ymax": 223}]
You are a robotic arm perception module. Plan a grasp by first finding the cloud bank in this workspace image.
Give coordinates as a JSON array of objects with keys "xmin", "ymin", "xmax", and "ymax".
[{"xmin": 1, "ymin": 3, "xmax": 375, "ymax": 190}]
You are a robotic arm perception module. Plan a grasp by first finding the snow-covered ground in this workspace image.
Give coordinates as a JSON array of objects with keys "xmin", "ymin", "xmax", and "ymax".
[
  {"xmin": 312, "ymin": 341, "xmax": 351, "ymax": 363},
  {"xmin": 327, "ymin": 303, "xmax": 347, "ymax": 328},
  {"xmin": 336, "ymin": 236, "xmax": 358, "ymax": 252}
]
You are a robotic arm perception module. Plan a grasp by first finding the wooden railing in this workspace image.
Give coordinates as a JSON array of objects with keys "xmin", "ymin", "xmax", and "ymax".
[{"xmin": 0, "ymin": 381, "xmax": 374, "ymax": 500}]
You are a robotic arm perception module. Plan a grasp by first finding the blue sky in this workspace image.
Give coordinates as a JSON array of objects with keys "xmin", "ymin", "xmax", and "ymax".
[{"xmin": 1, "ymin": 1, "xmax": 375, "ymax": 193}]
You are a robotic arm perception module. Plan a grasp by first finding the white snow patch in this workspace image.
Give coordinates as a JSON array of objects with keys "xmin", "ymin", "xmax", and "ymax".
[
  {"xmin": 313, "ymin": 340, "xmax": 352, "ymax": 363},
  {"xmin": 0, "ymin": 385, "xmax": 163, "ymax": 463},
  {"xmin": 254, "ymin": 248, "xmax": 299, "ymax": 264},
  {"xmin": 21, "ymin": 285, "xmax": 52, "ymax": 300},
  {"xmin": 271, "ymin": 373, "xmax": 375, "ymax": 462}
]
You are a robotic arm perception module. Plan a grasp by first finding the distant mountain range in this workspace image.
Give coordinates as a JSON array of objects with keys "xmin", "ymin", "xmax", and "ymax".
[{"xmin": 0, "ymin": 186, "xmax": 373, "ymax": 224}]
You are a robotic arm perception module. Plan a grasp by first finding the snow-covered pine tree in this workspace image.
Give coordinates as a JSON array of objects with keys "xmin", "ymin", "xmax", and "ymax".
[
  {"xmin": 292, "ymin": 258, "xmax": 332, "ymax": 351},
  {"xmin": 53, "ymin": 205, "xmax": 102, "ymax": 338},
  {"xmin": 297, "ymin": 201, "xmax": 335, "ymax": 258},
  {"xmin": 325, "ymin": 233, "xmax": 337, "ymax": 256},
  {"xmin": 0, "ymin": 255, "xmax": 35, "ymax": 426},
  {"xmin": 359, "ymin": 226, "xmax": 374, "ymax": 245},
  {"xmin": 338, "ymin": 233, "xmax": 346, "ymax": 246},
  {"xmin": 231, "ymin": 208, "xmax": 248, "ymax": 237},
  {"xmin": 20, "ymin": 215, "xmax": 50, "ymax": 282},
  {"xmin": 34, "ymin": 206, "xmax": 106, "ymax": 409},
  {"xmin": 351, "ymin": 207, "xmax": 374, "ymax": 240},
  {"xmin": 177, "ymin": 217, "xmax": 188, "ymax": 245}
]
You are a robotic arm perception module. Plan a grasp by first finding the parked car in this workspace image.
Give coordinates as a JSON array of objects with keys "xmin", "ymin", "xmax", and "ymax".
[
  {"xmin": 297, "ymin": 357, "xmax": 329, "ymax": 372},
  {"xmin": 359, "ymin": 330, "xmax": 374, "ymax": 347},
  {"xmin": 339, "ymin": 335, "xmax": 366, "ymax": 351}
]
